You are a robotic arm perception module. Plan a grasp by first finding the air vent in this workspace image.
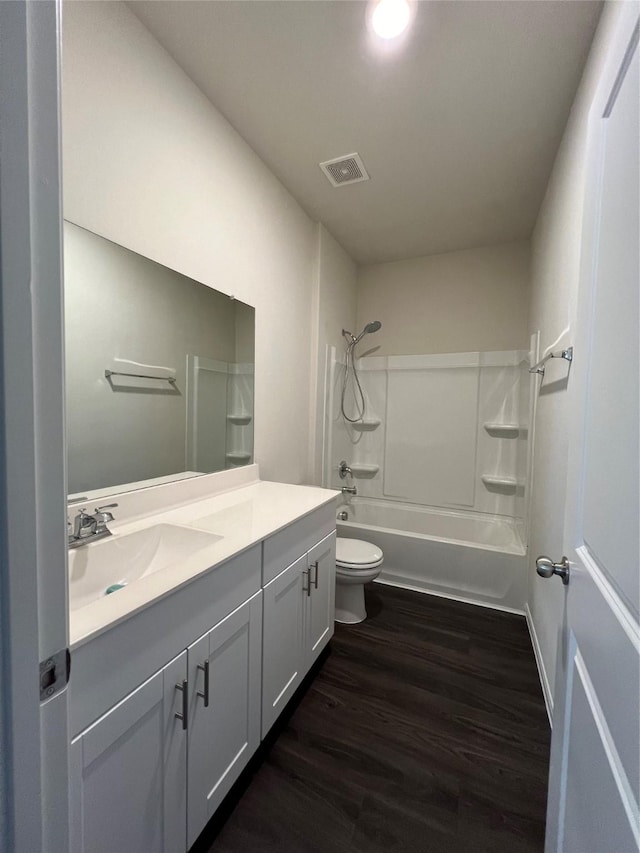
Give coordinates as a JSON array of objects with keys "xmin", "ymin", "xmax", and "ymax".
[{"xmin": 319, "ymin": 153, "xmax": 370, "ymax": 187}]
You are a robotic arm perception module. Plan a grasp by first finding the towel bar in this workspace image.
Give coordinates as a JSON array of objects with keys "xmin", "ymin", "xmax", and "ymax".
[{"xmin": 529, "ymin": 347, "xmax": 573, "ymax": 377}]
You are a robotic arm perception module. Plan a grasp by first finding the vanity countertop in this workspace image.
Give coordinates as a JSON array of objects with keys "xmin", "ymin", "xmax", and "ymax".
[{"xmin": 69, "ymin": 479, "xmax": 339, "ymax": 649}]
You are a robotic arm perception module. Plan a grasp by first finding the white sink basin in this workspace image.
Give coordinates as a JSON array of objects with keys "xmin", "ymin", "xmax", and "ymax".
[{"xmin": 69, "ymin": 524, "xmax": 223, "ymax": 611}]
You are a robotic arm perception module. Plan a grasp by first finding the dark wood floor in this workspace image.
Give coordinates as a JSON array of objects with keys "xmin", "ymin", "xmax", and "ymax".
[{"xmin": 200, "ymin": 585, "xmax": 550, "ymax": 853}]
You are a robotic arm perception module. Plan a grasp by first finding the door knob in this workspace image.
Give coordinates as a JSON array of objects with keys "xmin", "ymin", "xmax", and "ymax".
[{"xmin": 536, "ymin": 555, "xmax": 570, "ymax": 585}]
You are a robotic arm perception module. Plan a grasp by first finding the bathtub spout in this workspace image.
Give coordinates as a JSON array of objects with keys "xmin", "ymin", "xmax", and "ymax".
[{"xmin": 341, "ymin": 485, "xmax": 357, "ymax": 496}]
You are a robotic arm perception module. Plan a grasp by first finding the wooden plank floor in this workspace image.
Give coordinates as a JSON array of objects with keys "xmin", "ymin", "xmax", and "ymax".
[{"xmin": 199, "ymin": 584, "xmax": 550, "ymax": 853}]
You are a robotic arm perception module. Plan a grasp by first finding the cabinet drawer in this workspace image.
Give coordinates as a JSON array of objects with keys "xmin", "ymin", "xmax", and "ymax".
[
  {"xmin": 70, "ymin": 544, "xmax": 261, "ymax": 736},
  {"xmin": 262, "ymin": 503, "xmax": 336, "ymax": 585}
]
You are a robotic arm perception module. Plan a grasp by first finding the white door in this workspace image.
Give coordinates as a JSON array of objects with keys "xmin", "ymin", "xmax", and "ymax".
[{"xmin": 543, "ymin": 9, "xmax": 639, "ymax": 852}]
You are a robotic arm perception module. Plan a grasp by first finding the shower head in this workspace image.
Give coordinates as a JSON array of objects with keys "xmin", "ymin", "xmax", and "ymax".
[
  {"xmin": 354, "ymin": 320, "xmax": 382, "ymax": 343},
  {"xmin": 342, "ymin": 320, "xmax": 382, "ymax": 345}
]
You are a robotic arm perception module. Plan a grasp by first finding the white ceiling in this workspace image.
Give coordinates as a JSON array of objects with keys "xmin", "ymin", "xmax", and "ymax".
[{"xmin": 131, "ymin": 0, "xmax": 602, "ymax": 265}]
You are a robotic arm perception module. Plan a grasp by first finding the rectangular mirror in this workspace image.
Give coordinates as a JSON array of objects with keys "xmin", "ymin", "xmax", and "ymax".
[{"xmin": 64, "ymin": 221, "xmax": 255, "ymax": 500}]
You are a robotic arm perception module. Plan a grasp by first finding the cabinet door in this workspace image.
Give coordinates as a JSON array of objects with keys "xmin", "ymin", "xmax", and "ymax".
[
  {"xmin": 306, "ymin": 531, "xmax": 336, "ymax": 667},
  {"xmin": 187, "ymin": 591, "xmax": 262, "ymax": 847},
  {"xmin": 70, "ymin": 651, "xmax": 187, "ymax": 853},
  {"xmin": 261, "ymin": 553, "xmax": 307, "ymax": 737}
]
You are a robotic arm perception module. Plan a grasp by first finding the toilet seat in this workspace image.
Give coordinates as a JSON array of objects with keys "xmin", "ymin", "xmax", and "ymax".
[
  {"xmin": 336, "ymin": 538, "xmax": 383, "ymax": 570},
  {"xmin": 336, "ymin": 564, "xmax": 383, "ymax": 578},
  {"xmin": 337, "ymin": 559, "xmax": 384, "ymax": 571}
]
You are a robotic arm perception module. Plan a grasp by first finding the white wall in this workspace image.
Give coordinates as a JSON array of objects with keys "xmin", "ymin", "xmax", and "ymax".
[
  {"xmin": 310, "ymin": 224, "xmax": 358, "ymax": 484},
  {"xmin": 357, "ymin": 241, "xmax": 530, "ymax": 356},
  {"xmin": 526, "ymin": 1, "xmax": 621, "ymax": 716},
  {"xmin": 62, "ymin": 0, "xmax": 322, "ymax": 484}
]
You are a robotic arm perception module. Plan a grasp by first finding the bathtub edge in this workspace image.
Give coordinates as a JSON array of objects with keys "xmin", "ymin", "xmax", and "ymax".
[{"xmin": 374, "ymin": 577, "xmax": 526, "ymax": 617}]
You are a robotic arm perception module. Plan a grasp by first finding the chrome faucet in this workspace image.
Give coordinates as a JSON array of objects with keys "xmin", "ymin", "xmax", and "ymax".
[
  {"xmin": 339, "ymin": 460, "xmax": 356, "ymax": 495},
  {"xmin": 68, "ymin": 504, "xmax": 118, "ymax": 549}
]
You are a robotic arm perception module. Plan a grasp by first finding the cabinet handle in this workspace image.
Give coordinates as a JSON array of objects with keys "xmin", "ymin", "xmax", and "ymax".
[
  {"xmin": 197, "ymin": 660, "xmax": 210, "ymax": 708},
  {"xmin": 303, "ymin": 567, "xmax": 311, "ymax": 597},
  {"xmin": 174, "ymin": 680, "xmax": 188, "ymax": 730},
  {"xmin": 311, "ymin": 560, "xmax": 319, "ymax": 589}
]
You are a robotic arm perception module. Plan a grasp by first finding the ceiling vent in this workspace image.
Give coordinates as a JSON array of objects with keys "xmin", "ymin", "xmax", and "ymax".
[{"xmin": 319, "ymin": 153, "xmax": 370, "ymax": 187}]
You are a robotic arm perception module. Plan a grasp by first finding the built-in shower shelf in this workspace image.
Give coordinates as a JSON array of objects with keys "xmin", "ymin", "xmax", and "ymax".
[
  {"xmin": 227, "ymin": 413, "xmax": 252, "ymax": 425},
  {"xmin": 350, "ymin": 464, "xmax": 380, "ymax": 478},
  {"xmin": 483, "ymin": 422, "xmax": 520, "ymax": 437},
  {"xmin": 352, "ymin": 418, "xmax": 381, "ymax": 431},
  {"xmin": 226, "ymin": 451, "xmax": 251, "ymax": 463},
  {"xmin": 481, "ymin": 475, "xmax": 517, "ymax": 492}
]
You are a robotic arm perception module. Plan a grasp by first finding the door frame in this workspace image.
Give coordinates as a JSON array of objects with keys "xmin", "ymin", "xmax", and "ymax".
[{"xmin": 0, "ymin": 1, "xmax": 70, "ymax": 850}]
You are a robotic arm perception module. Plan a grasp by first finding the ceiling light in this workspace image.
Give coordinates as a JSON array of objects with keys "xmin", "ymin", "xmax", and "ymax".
[{"xmin": 371, "ymin": 0, "xmax": 411, "ymax": 40}]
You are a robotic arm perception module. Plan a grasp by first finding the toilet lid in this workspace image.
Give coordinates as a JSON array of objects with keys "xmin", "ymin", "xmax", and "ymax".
[{"xmin": 336, "ymin": 537, "xmax": 383, "ymax": 567}]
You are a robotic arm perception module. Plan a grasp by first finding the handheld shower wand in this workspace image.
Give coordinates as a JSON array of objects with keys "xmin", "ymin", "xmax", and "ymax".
[{"xmin": 340, "ymin": 320, "xmax": 382, "ymax": 423}]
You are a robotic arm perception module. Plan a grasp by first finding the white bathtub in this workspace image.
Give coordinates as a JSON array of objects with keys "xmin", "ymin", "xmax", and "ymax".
[{"xmin": 337, "ymin": 498, "xmax": 527, "ymax": 613}]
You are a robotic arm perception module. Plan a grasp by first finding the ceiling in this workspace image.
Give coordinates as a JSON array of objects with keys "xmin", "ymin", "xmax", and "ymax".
[{"xmin": 131, "ymin": 0, "xmax": 602, "ymax": 265}]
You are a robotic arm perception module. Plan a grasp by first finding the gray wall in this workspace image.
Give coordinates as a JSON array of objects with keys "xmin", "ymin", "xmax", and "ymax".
[{"xmin": 357, "ymin": 241, "xmax": 530, "ymax": 356}]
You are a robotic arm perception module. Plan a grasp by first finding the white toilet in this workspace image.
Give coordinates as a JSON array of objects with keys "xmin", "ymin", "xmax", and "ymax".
[{"xmin": 335, "ymin": 537, "xmax": 384, "ymax": 624}]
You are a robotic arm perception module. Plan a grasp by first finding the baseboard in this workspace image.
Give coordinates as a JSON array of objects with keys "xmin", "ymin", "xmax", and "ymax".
[
  {"xmin": 374, "ymin": 576, "xmax": 526, "ymax": 617},
  {"xmin": 525, "ymin": 602, "xmax": 553, "ymax": 726}
]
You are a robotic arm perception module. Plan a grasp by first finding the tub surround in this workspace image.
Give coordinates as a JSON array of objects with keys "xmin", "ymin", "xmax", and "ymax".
[
  {"xmin": 69, "ymin": 464, "xmax": 339, "ymax": 647},
  {"xmin": 326, "ymin": 349, "xmax": 531, "ymax": 522},
  {"xmin": 326, "ymin": 348, "xmax": 530, "ymax": 613}
]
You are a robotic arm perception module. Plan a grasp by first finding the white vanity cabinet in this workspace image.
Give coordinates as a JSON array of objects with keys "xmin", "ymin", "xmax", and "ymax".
[
  {"xmin": 70, "ymin": 589, "xmax": 263, "ymax": 853},
  {"xmin": 68, "ymin": 488, "xmax": 338, "ymax": 853},
  {"xmin": 262, "ymin": 529, "xmax": 336, "ymax": 736},
  {"xmin": 70, "ymin": 650, "xmax": 188, "ymax": 853},
  {"xmin": 69, "ymin": 544, "xmax": 263, "ymax": 853},
  {"xmin": 186, "ymin": 591, "xmax": 262, "ymax": 848}
]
